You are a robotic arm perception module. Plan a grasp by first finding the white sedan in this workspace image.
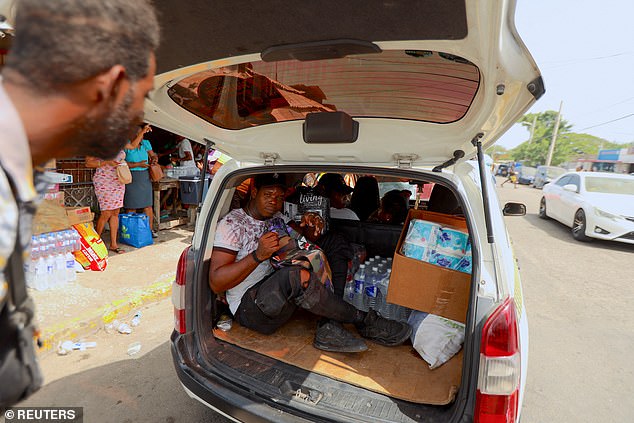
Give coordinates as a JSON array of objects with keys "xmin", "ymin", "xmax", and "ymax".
[{"xmin": 539, "ymin": 172, "xmax": 634, "ymax": 243}]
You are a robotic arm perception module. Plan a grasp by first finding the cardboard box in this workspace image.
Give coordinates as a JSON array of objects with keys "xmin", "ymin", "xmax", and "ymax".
[
  {"xmin": 43, "ymin": 191, "xmax": 65, "ymax": 206},
  {"xmin": 65, "ymin": 206, "xmax": 94, "ymax": 226},
  {"xmin": 387, "ymin": 209, "xmax": 471, "ymax": 323},
  {"xmin": 33, "ymin": 199, "xmax": 70, "ymax": 234}
]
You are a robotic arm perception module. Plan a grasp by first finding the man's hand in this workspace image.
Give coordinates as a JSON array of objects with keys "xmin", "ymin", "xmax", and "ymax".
[
  {"xmin": 299, "ymin": 212, "xmax": 325, "ymax": 239},
  {"xmin": 254, "ymin": 232, "xmax": 280, "ymax": 261}
]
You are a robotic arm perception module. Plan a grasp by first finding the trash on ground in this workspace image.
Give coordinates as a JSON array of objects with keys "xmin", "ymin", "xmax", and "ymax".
[
  {"xmin": 130, "ymin": 311, "xmax": 142, "ymax": 327},
  {"xmin": 57, "ymin": 340, "xmax": 97, "ymax": 355},
  {"xmin": 217, "ymin": 314, "xmax": 233, "ymax": 332},
  {"xmin": 127, "ymin": 341, "xmax": 142, "ymax": 356},
  {"xmin": 117, "ymin": 322, "xmax": 132, "ymax": 334},
  {"xmin": 105, "ymin": 319, "xmax": 133, "ymax": 334}
]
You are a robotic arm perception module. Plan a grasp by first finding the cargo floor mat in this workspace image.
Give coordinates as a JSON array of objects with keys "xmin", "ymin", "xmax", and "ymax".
[{"xmin": 213, "ymin": 312, "xmax": 462, "ymax": 405}]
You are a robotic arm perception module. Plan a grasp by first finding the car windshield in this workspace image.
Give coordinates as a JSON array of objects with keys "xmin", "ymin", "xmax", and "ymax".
[
  {"xmin": 585, "ymin": 176, "xmax": 634, "ymax": 195},
  {"xmin": 520, "ymin": 167, "xmax": 536, "ymax": 176},
  {"xmin": 167, "ymin": 50, "xmax": 480, "ymax": 130}
]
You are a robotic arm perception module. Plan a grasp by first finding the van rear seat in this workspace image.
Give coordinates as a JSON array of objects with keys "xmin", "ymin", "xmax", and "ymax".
[{"xmin": 329, "ymin": 218, "xmax": 403, "ymax": 258}]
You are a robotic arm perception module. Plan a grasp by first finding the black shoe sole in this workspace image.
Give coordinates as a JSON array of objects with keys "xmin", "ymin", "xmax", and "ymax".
[{"xmin": 313, "ymin": 341, "xmax": 368, "ymax": 353}]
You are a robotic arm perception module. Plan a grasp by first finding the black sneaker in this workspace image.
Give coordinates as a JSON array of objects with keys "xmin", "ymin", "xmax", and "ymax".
[
  {"xmin": 313, "ymin": 320, "xmax": 368, "ymax": 353},
  {"xmin": 355, "ymin": 310, "xmax": 412, "ymax": 347}
]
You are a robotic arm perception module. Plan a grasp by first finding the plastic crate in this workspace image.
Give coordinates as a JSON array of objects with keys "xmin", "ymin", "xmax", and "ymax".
[{"xmin": 179, "ymin": 176, "xmax": 211, "ymax": 205}]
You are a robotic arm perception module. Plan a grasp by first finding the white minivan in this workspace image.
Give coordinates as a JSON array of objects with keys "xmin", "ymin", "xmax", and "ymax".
[{"xmin": 148, "ymin": 1, "xmax": 542, "ymax": 421}]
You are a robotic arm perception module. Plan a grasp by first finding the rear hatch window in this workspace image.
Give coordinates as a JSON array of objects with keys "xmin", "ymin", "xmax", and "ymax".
[{"xmin": 167, "ymin": 50, "xmax": 480, "ymax": 130}]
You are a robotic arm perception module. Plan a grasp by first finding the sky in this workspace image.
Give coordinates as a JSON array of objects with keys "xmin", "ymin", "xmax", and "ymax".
[{"xmin": 496, "ymin": 0, "xmax": 634, "ymax": 150}]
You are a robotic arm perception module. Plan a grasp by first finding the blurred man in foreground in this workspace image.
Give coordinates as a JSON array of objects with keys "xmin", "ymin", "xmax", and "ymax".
[{"xmin": 0, "ymin": 0, "xmax": 159, "ymax": 407}]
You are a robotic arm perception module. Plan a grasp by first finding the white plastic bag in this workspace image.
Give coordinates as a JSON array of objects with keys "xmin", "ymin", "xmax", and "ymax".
[{"xmin": 408, "ymin": 311, "xmax": 465, "ymax": 369}]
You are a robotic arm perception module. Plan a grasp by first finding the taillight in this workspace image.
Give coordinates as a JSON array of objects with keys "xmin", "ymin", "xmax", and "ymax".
[
  {"xmin": 172, "ymin": 246, "xmax": 190, "ymax": 334},
  {"xmin": 475, "ymin": 297, "xmax": 521, "ymax": 423}
]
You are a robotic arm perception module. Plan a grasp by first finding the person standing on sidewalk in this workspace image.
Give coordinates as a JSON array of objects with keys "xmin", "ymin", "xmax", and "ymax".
[
  {"xmin": 0, "ymin": 0, "xmax": 159, "ymax": 408},
  {"xmin": 85, "ymin": 151, "xmax": 128, "ymax": 254},
  {"xmin": 124, "ymin": 124, "xmax": 159, "ymax": 238}
]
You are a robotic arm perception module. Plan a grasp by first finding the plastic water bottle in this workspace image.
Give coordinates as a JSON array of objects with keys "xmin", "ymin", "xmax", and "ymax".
[
  {"xmin": 375, "ymin": 268, "xmax": 391, "ymax": 319},
  {"xmin": 33, "ymin": 235, "xmax": 48, "ymax": 291},
  {"xmin": 63, "ymin": 231, "xmax": 77, "ymax": 282},
  {"xmin": 68, "ymin": 229, "xmax": 80, "ymax": 252},
  {"xmin": 131, "ymin": 312, "xmax": 142, "ymax": 327},
  {"xmin": 364, "ymin": 266, "xmax": 379, "ymax": 311},
  {"xmin": 344, "ymin": 264, "xmax": 361, "ymax": 306},
  {"xmin": 24, "ymin": 236, "xmax": 37, "ymax": 289},
  {"xmin": 54, "ymin": 231, "xmax": 67, "ymax": 286},
  {"xmin": 352, "ymin": 264, "xmax": 367, "ymax": 311},
  {"xmin": 43, "ymin": 233, "xmax": 57, "ymax": 287}
]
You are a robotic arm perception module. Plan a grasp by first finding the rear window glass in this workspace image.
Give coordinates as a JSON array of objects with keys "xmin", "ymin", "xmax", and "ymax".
[{"xmin": 167, "ymin": 50, "xmax": 480, "ymax": 130}]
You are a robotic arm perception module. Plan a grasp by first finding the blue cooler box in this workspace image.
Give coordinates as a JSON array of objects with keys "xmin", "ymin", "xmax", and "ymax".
[{"xmin": 179, "ymin": 176, "xmax": 211, "ymax": 205}]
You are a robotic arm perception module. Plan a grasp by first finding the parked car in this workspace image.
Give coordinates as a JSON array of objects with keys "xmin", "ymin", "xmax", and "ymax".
[
  {"xmin": 148, "ymin": 1, "xmax": 543, "ymax": 421},
  {"xmin": 496, "ymin": 163, "xmax": 510, "ymax": 177},
  {"xmin": 539, "ymin": 172, "xmax": 634, "ymax": 243},
  {"xmin": 532, "ymin": 165, "xmax": 566, "ymax": 188},
  {"xmin": 517, "ymin": 166, "xmax": 537, "ymax": 185}
]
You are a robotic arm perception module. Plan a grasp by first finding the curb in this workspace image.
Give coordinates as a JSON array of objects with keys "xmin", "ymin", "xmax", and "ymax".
[{"xmin": 37, "ymin": 274, "xmax": 175, "ymax": 356}]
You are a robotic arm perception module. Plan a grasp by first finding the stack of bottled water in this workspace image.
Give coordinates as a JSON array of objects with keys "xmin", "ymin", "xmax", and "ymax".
[
  {"xmin": 343, "ymin": 255, "xmax": 411, "ymax": 322},
  {"xmin": 26, "ymin": 229, "xmax": 81, "ymax": 291}
]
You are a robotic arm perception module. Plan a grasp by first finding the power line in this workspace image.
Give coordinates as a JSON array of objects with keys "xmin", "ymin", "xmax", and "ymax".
[
  {"xmin": 578, "ymin": 113, "xmax": 634, "ymax": 131},
  {"xmin": 540, "ymin": 51, "xmax": 633, "ymax": 69},
  {"xmin": 572, "ymin": 95, "xmax": 634, "ymax": 119}
]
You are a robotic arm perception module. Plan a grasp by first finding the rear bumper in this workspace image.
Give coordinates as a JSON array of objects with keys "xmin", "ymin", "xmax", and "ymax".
[{"xmin": 171, "ymin": 332, "xmax": 313, "ymax": 423}]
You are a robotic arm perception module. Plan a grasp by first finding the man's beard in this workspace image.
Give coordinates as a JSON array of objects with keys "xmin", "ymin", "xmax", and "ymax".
[{"xmin": 69, "ymin": 89, "xmax": 143, "ymax": 159}]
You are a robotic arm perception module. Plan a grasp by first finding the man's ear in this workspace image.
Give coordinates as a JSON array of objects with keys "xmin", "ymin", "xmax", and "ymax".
[
  {"xmin": 93, "ymin": 65, "xmax": 127, "ymax": 105},
  {"xmin": 250, "ymin": 186, "xmax": 258, "ymax": 200}
]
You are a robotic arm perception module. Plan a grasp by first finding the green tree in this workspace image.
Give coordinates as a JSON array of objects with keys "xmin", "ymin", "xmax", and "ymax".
[{"xmin": 510, "ymin": 111, "xmax": 573, "ymax": 166}]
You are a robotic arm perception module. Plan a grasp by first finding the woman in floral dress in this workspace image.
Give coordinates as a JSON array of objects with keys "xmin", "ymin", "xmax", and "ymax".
[{"xmin": 85, "ymin": 150, "xmax": 127, "ymax": 253}]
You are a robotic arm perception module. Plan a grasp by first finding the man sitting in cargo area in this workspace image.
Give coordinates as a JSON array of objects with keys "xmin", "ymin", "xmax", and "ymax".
[{"xmin": 209, "ymin": 173, "xmax": 411, "ymax": 353}]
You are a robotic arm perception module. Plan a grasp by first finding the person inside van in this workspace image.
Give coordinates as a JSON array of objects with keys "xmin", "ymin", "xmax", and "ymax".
[
  {"xmin": 209, "ymin": 173, "xmax": 411, "ymax": 353},
  {"xmin": 367, "ymin": 189, "xmax": 409, "ymax": 225},
  {"xmin": 349, "ymin": 175, "xmax": 380, "ymax": 221},
  {"xmin": 317, "ymin": 173, "xmax": 360, "ymax": 220}
]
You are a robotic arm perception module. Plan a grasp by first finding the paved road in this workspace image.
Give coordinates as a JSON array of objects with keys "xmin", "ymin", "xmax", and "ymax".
[
  {"xmin": 496, "ymin": 180, "xmax": 634, "ymax": 423},
  {"xmin": 19, "ymin": 180, "xmax": 633, "ymax": 423}
]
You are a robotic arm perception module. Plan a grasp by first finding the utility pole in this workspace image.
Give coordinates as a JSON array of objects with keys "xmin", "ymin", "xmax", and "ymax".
[
  {"xmin": 545, "ymin": 101, "xmax": 563, "ymax": 166},
  {"xmin": 527, "ymin": 115, "xmax": 537, "ymax": 144}
]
